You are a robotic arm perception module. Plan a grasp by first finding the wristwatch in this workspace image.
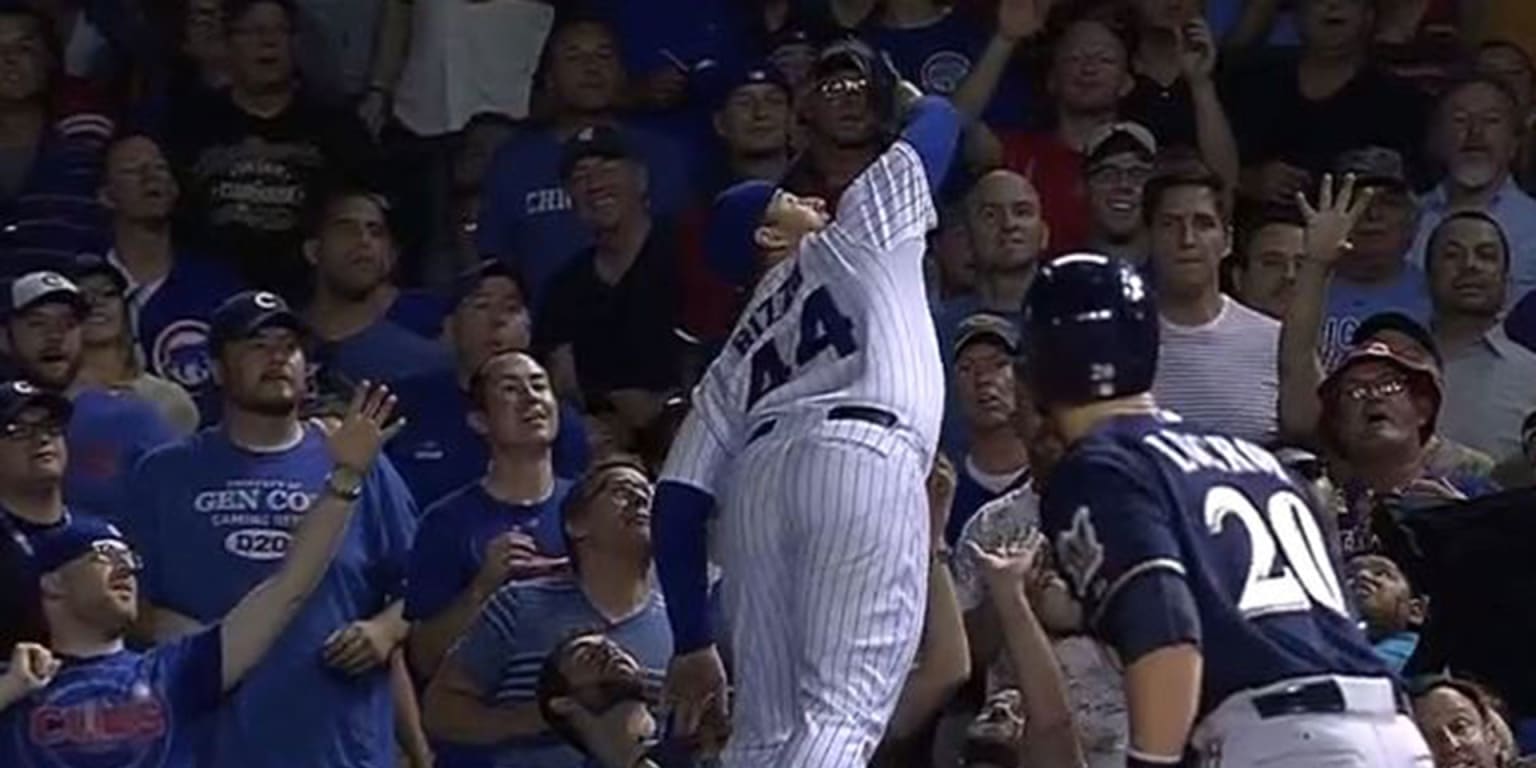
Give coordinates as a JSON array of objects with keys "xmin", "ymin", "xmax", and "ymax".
[{"xmin": 325, "ymin": 465, "xmax": 365, "ymax": 501}]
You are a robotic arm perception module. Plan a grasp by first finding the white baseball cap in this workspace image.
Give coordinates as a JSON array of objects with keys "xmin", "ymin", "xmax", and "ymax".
[{"xmin": 2, "ymin": 271, "xmax": 87, "ymax": 320}]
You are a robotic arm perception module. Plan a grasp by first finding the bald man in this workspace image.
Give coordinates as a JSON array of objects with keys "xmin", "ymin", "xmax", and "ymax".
[{"xmin": 936, "ymin": 170, "xmax": 1050, "ymax": 453}]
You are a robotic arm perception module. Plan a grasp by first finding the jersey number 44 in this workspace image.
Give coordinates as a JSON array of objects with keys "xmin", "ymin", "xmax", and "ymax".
[{"xmin": 746, "ymin": 286, "xmax": 860, "ymax": 409}]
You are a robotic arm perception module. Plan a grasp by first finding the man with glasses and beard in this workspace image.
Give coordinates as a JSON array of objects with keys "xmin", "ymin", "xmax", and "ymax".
[
  {"xmin": 126, "ymin": 291, "xmax": 419, "ymax": 768},
  {"xmin": 0, "ymin": 383, "xmax": 402, "ymax": 767}
]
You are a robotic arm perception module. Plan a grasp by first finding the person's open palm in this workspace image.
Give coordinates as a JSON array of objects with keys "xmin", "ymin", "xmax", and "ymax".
[
  {"xmin": 1296, "ymin": 173, "xmax": 1374, "ymax": 267},
  {"xmin": 322, "ymin": 381, "xmax": 401, "ymax": 472},
  {"xmin": 969, "ymin": 530, "xmax": 1046, "ymax": 593}
]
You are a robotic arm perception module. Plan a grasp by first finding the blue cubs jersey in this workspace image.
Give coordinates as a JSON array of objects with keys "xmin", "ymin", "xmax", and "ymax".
[
  {"xmin": 0, "ymin": 629, "xmax": 223, "ymax": 768},
  {"xmin": 1038, "ymin": 411, "xmax": 1388, "ymax": 716}
]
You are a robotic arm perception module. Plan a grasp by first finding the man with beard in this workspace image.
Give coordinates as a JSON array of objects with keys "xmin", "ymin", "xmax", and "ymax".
[
  {"xmin": 403, "ymin": 351, "xmax": 571, "ymax": 688},
  {"xmin": 0, "ymin": 380, "xmax": 94, "ymax": 655},
  {"xmin": 1425, "ymin": 211, "xmax": 1536, "ymax": 462},
  {"xmin": 534, "ymin": 631, "xmax": 722, "ymax": 768},
  {"xmin": 126, "ymin": 291, "xmax": 419, "ymax": 768},
  {"xmin": 1082, "ymin": 123, "xmax": 1156, "ymax": 266},
  {"xmin": 1411, "ymin": 76, "xmax": 1536, "ymax": 309},
  {"xmin": 386, "ymin": 260, "xmax": 588, "ymax": 507},
  {"xmin": 781, "ymin": 40, "xmax": 889, "ymax": 203},
  {"xmin": 423, "ymin": 457, "xmax": 672, "ymax": 768},
  {"xmin": 302, "ymin": 189, "xmax": 452, "ymax": 386},
  {"xmin": 943, "ymin": 314, "xmax": 1031, "ymax": 545},
  {"xmin": 2, "ymin": 271, "xmax": 176, "ymax": 523},
  {"xmin": 99, "ymin": 134, "xmax": 244, "ymax": 416},
  {"xmin": 0, "ymin": 383, "xmax": 403, "ymax": 767}
]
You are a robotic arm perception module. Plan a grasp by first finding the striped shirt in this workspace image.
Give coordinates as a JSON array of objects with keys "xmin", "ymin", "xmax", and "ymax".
[
  {"xmin": 1152, "ymin": 295, "xmax": 1280, "ymax": 446},
  {"xmin": 453, "ymin": 575, "xmax": 672, "ymax": 768}
]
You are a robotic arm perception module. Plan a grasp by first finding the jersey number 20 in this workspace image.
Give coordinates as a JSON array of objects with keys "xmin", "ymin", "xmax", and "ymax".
[
  {"xmin": 1204, "ymin": 485, "xmax": 1347, "ymax": 618},
  {"xmin": 747, "ymin": 286, "xmax": 858, "ymax": 409}
]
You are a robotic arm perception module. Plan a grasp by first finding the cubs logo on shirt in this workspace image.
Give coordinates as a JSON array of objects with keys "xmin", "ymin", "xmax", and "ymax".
[
  {"xmin": 920, "ymin": 51, "xmax": 971, "ymax": 95},
  {"xmin": 23, "ymin": 671, "xmax": 170, "ymax": 768},
  {"xmin": 150, "ymin": 319, "xmax": 213, "ymax": 391}
]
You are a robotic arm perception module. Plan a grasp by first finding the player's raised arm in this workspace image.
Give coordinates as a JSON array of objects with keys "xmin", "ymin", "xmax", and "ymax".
[{"xmin": 218, "ymin": 383, "xmax": 400, "ymax": 692}]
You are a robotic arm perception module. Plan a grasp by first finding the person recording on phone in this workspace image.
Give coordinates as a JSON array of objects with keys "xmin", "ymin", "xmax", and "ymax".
[
  {"xmin": 404, "ymin": 350, "xmax": 573, "ymax": 685},
  {"xmin": 125, "ymin": 291, "xmax": 423, "ymax": 768},
  {"xmin": 0, "ymin": 380, "xmax": 401, "ymax": 766},
  {"xmin": 422, "ymin": 457, "xmax": 673, "ymax": 768}
]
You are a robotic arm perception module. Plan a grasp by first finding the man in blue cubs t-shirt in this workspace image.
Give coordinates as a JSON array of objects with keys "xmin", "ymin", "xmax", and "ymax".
[
  {"xmin": 0, "ymin": 382, "xmax": 401, "ymax": 767},
  {"xmin": 404, "ymin": 350, "xmax": 572, "ymax": 687},
  {"xmin": 2, "ymin": 270, "xmax": 178, "ymax": 523},
  {"xmin": 1023, "ymin": 253, "xmax": 1430, "ymax": 766},
  {"xmin": 125, "ymin": 291, "xmax": 419, "ymax": 768},
  {"xmin": 389, "ymin": 259, "xmax": 588, "ymax": 507}
]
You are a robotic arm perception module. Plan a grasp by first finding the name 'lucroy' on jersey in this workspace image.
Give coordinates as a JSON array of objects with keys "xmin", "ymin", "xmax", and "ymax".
[{"xmin": 1039, "ymin": 411, "xmax": 1389, "ymax": 716}]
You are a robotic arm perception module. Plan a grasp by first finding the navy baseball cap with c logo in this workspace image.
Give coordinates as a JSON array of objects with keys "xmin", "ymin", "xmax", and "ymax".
[
  {"xmin": 0, "ymin": 379, "xmax": 72, "ymax": 425},
  {"xmin": 208, "ymin": 290, "xmax": 308, "ymax": 353}
]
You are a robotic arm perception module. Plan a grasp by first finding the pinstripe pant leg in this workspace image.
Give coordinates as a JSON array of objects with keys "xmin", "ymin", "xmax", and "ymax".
[
  {"xmin": 718, "ymin": 442, "xmax": 799, "ymax": 768},
  {"xmin": 773, "ymin": 436, "xmax": 929, "ymax": 768}
]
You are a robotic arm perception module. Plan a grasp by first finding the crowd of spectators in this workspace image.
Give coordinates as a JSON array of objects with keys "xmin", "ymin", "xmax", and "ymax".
[{"xmin": 0, "ymin": 0, "xmax": 1533, "ymax": 766}]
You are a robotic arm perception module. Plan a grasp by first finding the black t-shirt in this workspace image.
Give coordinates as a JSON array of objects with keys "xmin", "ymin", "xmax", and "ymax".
[
  {"xmin": 533, "ymin": 220, "xmax": 684, "ymax": 406},
  {"xmin": 1123, "ymin": 74, "xmax": 1198, "ymax": 151},
  {"xmin": 163, "ymin": 90, "xmax": 379, "ymax": 301},
  {"xmin": 1222, "ymin": 50, "xmax": 1431, "ymax": 185}
]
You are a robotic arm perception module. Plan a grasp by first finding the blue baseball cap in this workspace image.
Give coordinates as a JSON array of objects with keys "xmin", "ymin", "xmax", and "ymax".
[
  {"xmin": 26, "ymin": 515, "xmax": 133, "ymax": 575},
  {"xmin": 208, "ymin": 290, "xmax": 307, "ymax": 353},
  {"xmin": 560, "ymin": 124, "xmax": 632, "ymax": 180},
  {"xmin": 0, "ymin": 379, "xmax": 71, "ymax": 425},
  {"xmin": 451, "ymin": 258, "xmax": 525, "ymax": 310},
  {"xmin": 707, "ymin": 60, "xmax": 791, "ymax": 111},
  {"xmin": 707, "ymin": 180, "xmax": 778, "ymax": 287}
]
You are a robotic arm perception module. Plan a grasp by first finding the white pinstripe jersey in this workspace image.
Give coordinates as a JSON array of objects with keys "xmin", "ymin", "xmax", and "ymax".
[{"xmin": 662, "ymin": 141, "xmax": 943, "ymax": 496}]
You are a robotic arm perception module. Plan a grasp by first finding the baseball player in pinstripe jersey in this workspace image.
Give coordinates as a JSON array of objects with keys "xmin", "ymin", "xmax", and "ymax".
[{"xmin": 648, "ymin": 41, "xmax": 961, "ymax": 768}]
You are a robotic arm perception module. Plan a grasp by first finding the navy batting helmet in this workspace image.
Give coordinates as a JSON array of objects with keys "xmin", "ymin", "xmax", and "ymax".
[{"xmin": 1022, "ymin": 252, "xmax": 1158, "ymax": 405}]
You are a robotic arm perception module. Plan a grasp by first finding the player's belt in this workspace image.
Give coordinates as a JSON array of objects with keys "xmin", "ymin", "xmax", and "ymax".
[
  {"xmin": 1250, "ymin": 679, "xmax": 1411, "ymax": 719},
  {"xmin": 746, "ymin": 405, "xmax": 898, "ymax": 445}
]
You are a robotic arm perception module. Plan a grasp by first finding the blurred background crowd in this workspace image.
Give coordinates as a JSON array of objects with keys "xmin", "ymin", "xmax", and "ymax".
[{"xmin": 0, "ymin": 0, "xmax": 1534, "ymax": 765}]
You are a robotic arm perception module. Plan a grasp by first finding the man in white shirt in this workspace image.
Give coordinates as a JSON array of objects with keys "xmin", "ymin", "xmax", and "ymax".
[{"xmin": 1145, "ymin": 170, "xmax": 1282, "ymax": 444}]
